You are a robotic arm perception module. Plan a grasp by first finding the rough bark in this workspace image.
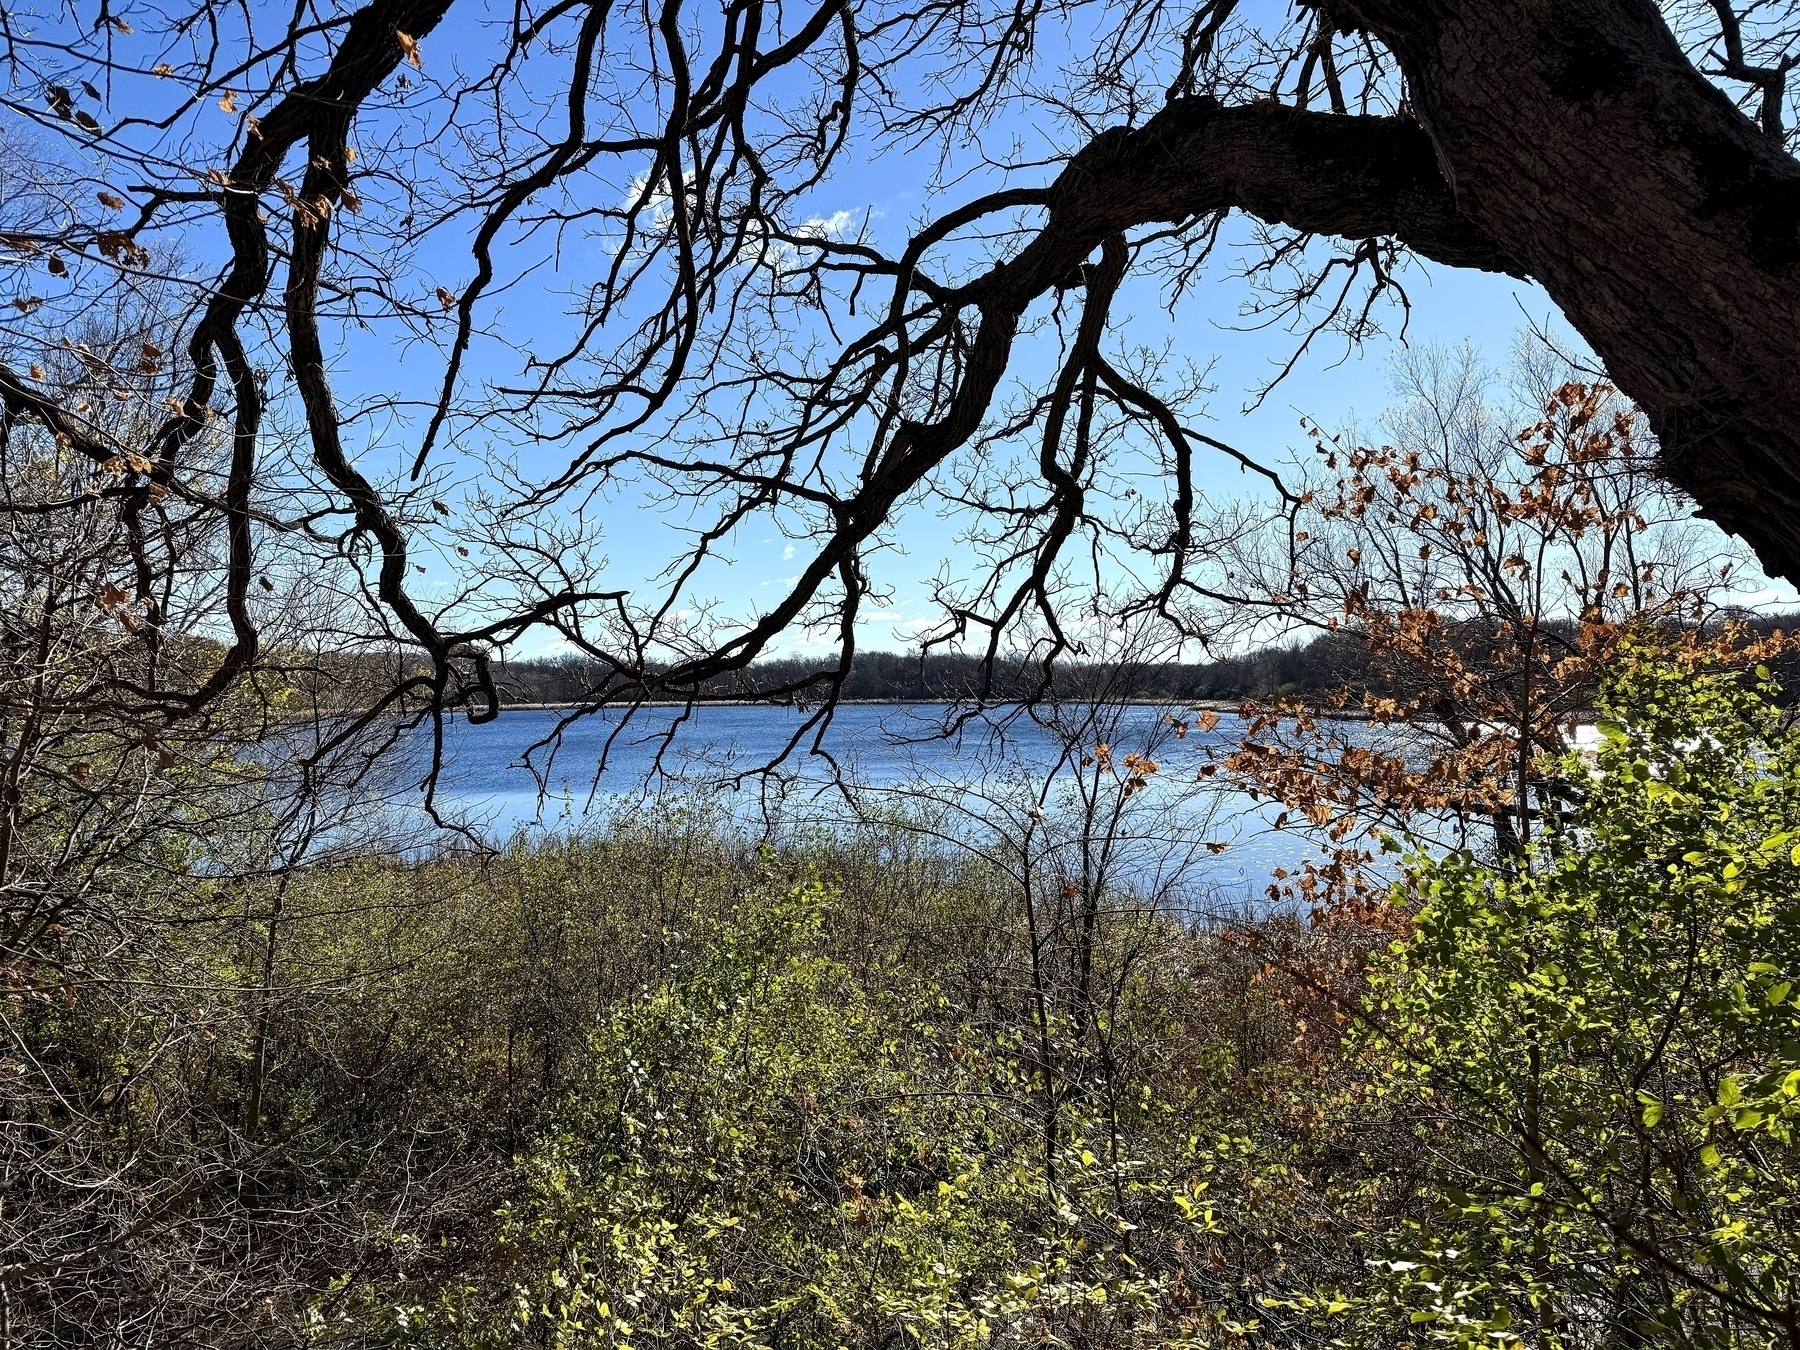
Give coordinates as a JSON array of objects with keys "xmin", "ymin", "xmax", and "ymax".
[
  {"xmin": 995, "ymin": 3, "xmax": 1800, "ymax": 584},
  {"xmin": 1033, "ymin": 96, "xmax": 1518, "ymax": 275},
  {"xmin": 1333, "ymin": 0, "xmax": 1800, "ymax": 582}
]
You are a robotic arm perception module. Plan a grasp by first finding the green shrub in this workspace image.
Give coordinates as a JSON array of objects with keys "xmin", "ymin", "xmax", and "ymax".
[
  {"xmin": 404, "ymin": 875, "xmax": 1205, "ymax": 1348},
  {"xmin": 1302, "ymin": 655, "xmax": 1800, "ymax": 1349}
]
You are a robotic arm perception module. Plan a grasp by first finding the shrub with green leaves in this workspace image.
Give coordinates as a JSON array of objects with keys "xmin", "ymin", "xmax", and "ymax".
[
  {"xmin": 1309, "ymin": 655, "xmax": 1800, "ymax": 1349},
  {"xmin": 403, "ymin": 875, "xmax": 1201, "ymax": 1349}
]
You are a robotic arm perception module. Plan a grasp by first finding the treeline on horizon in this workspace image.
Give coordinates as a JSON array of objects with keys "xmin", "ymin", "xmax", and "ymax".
[{"xmin": 493, "ymin": 609, "xmax": 1800, "ymax": 707}]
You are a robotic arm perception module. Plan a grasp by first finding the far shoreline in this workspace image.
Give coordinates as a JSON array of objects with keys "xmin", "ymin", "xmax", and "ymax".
[{"xmin": 479, "ymin": 698, "xmax": 1601, "ymax": 724}]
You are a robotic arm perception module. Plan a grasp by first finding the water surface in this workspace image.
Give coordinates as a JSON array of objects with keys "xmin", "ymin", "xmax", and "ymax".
[{"xmin": 419, "ymin": 703, "xmax": 1390, "ymax": 902}]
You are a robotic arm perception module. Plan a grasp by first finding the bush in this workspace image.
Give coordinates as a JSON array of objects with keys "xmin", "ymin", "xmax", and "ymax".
[{"xmin": 1306, "ymin": 654, "xmax": 1800, "ymax": 1348}]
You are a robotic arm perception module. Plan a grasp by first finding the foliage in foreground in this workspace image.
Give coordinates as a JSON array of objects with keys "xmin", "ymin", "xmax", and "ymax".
[
  {"xmin": 1309, "ymin": 653, "xmax": 1800, "ymax": 1349},
  {"xmin": 12, "ymin": 654, "xmax": 1800, "ymax": 1348},
  {"xmin": 323, "ymin": 862, "xmax": 1344, "ymax": 1347},
  {"xmin": 369, "ymin": 655, "xmax": 1800, "ymax": 1350},
  {"xmin": 428, "ymin": 881, "xmax": 1180, "ymax": 1347}
]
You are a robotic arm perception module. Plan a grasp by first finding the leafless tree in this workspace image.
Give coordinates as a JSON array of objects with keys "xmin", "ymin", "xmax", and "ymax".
[
  {"xmin": 1, "ymin": 0, "xmax": 1798, "ymax": 768},
  {"xmin": 1203, "ymin": 343, "xmax": 1770, "ymax": 888},
  {"xmin": 0, "ymin": 264, "xmax": 491, "ymax": 1347}
]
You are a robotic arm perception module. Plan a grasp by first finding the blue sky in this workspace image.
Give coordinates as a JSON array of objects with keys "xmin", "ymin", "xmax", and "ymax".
[
  {"xmin": 18, "ymin": 0, "xmax": 1783, "ymax": 662},
  {"xmin": 501, "ymin": 228, "xmax": 1574, "ymax": 657},
  {"xmin": 335, "ymin": 105, "xmax": 1573, "ymax": 657},
  {"xmin": 278, "ymin": 0, "xmax": 1596, "ymax": 660}
]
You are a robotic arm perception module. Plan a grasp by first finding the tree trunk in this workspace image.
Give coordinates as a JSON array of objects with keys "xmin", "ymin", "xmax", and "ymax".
[
  {"xmin": 1339, "ymin": 0, "xmax": 1800, "ymax": 582},
  {"xmin": 1008, "ymin": 3, "xmax": 1800, "ymax": 581}
]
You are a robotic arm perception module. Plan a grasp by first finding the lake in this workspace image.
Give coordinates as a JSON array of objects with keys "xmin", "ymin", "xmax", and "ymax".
[{"xmin": 418, "ymin": 702, "xmax": 1393, "ymax": 904}]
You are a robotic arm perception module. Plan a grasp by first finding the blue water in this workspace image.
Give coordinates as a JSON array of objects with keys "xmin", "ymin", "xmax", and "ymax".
[{"xmin": 413, "ymin": 703, "xmax": 1379, "ymax": 903}]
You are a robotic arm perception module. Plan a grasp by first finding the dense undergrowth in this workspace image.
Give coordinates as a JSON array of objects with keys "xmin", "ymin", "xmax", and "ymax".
[
  {"xmin": 10, "ymin": 656, "xmax": 1800, "ymax": 1348},
  {"xmin": 9, "ymin": 786, "xmax": 1336, "ymax": 1346}
]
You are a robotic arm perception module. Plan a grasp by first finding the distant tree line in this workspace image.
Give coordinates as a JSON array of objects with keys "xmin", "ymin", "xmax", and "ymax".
[
  {"xmin": 492, "ymin": 640, "xmax": 1359, "ymax": 706},
  {"xmin": 491, "ymin": 612, "xmax": 1800, "ymax": 709}
]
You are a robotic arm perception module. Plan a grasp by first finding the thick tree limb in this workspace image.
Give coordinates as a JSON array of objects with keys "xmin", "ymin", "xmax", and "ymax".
[
  {"xmin": 14, "ymin": 0, "xmax": 1800, "ymax": 748},
  {"xmin": 1332, "ymin": 0, "xmax": 1800, "ymax": 582},
  {"xmin": 1025, "ymin": 96, "xmax": 1518, "ymax": 277},
  {"xmin": 625, "ymin": 98, "xmax": 1520, "ymax": 694}
]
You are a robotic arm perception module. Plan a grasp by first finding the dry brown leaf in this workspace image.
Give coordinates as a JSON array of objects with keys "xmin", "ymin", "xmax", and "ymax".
[{"xmin": 395, "ymin": 29, "xmax": 423, "ymax": 69}]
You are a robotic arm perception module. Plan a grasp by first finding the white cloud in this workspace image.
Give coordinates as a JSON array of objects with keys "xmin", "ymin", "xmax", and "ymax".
[
  {"xmin": 1725, "ymin": 584, "xmax": 1800, "ymax": 607},
  {"xmin": 729, "ymin": 205, "xmax": 866, "ymax": 271},
  {"xmin": 795, "ymin": 209, "xmax": 855, "ymax": 241}
]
